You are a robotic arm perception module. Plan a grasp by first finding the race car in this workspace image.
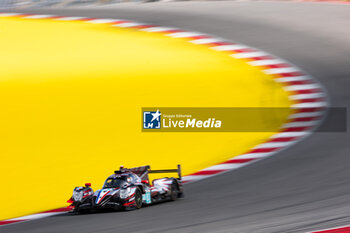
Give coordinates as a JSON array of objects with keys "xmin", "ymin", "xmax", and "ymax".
[{"xmin": 67, "ymin": 165, "xmax": 183, "ymax": 213}]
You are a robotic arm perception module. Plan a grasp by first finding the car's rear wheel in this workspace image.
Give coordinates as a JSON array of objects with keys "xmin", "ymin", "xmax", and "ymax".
[
  {"xmin": 169, "ymin": 182, "xmax": 178, "ymax": 201},
  {"xmin": 135, "ymin": 188, "xmax": 143, "ymax": 209}
]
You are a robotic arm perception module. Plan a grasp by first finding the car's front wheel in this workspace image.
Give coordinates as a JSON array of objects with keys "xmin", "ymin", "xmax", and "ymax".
[{"xmin": 135, "ymin": 188, "xmax": 143, "ymax": 209}]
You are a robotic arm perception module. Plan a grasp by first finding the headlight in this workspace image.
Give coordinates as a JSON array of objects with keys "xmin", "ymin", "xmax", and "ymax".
[
  {"xmin": 120, "ymin": 187, "xmax": 131, "ymax": 199},
  {"xmin": 73, "ymin": 191, "xmax": 83, "ymax": 202}
]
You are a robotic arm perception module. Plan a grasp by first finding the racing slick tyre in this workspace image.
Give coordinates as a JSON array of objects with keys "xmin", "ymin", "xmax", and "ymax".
[
  {"xmin": 135, "ymin": 188, "xmax": 143, "ymax": 209},
  {"xmin": 169, "ymin": 182, "xmax": 178, "ymax": 201}
]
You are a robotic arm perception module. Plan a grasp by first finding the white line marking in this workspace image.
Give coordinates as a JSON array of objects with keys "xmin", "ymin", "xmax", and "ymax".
[
  {"xmin": 271, "ymin": 132, "xmax": 311, "ymax": 138},
  {"xmin": 232, "ymin": 51, "xmax": 268, "ymax": 59},
  {"xmin": 248, "ymin": 59, "xmax": 285, "ymax": 66},
  {"xmin": 288, "ymin": 112, "xmax": 323, "ymax": 118},
  {"xmin": 264, "ymin": 67, "xmax": 299, "ymax": 75},
  {"xmin": 24, "ymin": 14, "xmax": 54, "ymax": 19},
  {"xmin": 254, "ymin": 142, "xmax": 294, "ymax": 149},
  {"xmin": 202, "ymin": 164, "xmax": 245, "ymax": 171},
  {"xmin": 282, "ymin": 121, "xmax": 319, "ymax": 128},
  {"xmin": 115, "ymin": 22, "xmax": 144, "ymax": 28},
  {"xmin": 275, "ymin": 75, "xmax": 311, "ymax": 83},
  {"xmin": 55, "ymin": 17, "xmax": 87, "ymax": 21},
  {"xmin": 11, "ymin": 212, "xmax": 64, "ymax": 221},
  {"xmin": 140, "ymin": 26, "xmax": 177, "ymax": 32},
  {"xmin": 234, "ymin": 152, "xmax": 274, "ymax": 159},
  {"xmin": 87, "ymin": 19, "xmax": 120, "ymax": 24},
  {"xmin": 289, "ymin": 93, "xmax": 325, "ymax": 100},
  {"xmin": 182, "ymin": 175, "xmax": 209, "ymax": 182},
  {"xmin": 167, "ymin": 32, "xmax": 205, "ymax": 38},
  {"xmin": 190, "ymin": 38, "xmax": 223, "ymax": 44},
  {"xmin": 291, "ymin": 102, "xmax": 328, "ymax": 108},
  {"xmin": 284, "ymin": 84, "xmax": 321, "ymax": 91},
  {"xmin": 212, "ymin": 44, "xmax": 249, "ymax": 51}
]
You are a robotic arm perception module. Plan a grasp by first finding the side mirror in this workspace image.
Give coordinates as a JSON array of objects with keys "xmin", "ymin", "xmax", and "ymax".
[
  {"xmin": 85, "ymin": 183, "xmax": 91, "ymax": 187},
  {"xmin": 141, "ymin": 180, "xmax": 149, "ymax": 184}
]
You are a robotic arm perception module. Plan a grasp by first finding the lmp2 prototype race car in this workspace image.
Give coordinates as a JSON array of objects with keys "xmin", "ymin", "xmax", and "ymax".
[{"xmin": 67, "ymin": 165, "xmax": 183, "ymax": 213}]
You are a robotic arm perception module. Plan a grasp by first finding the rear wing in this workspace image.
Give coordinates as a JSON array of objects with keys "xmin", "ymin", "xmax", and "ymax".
[
  {"xmin": 148, "ymin": 164, "xmax": 182, "ymax": 180},
  {"xmin": 115, "ymin": 164, "xmax": 182, "ymax": 181}
]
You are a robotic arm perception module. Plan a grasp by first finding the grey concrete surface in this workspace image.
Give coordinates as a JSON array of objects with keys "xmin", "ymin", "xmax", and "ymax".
[{"xmin": 2, "ymin": 2, "xmax": 350, "ymax": 232}]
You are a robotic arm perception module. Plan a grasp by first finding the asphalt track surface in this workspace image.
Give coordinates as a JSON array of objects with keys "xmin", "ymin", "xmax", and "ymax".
[{"xmin": 2, "ymin": 2, "xmax": 350, "ymax": 233}]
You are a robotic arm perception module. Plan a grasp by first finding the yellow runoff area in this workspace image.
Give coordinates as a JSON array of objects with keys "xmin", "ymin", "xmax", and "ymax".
[{"xmin": 0, "ymin": 16, "xmax": 292, "ymax": 220}]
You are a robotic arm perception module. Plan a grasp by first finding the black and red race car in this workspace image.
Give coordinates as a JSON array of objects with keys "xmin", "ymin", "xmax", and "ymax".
[{"xmin": 67, "ymin": 165, "xmax": 183, "ymax": 213}]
